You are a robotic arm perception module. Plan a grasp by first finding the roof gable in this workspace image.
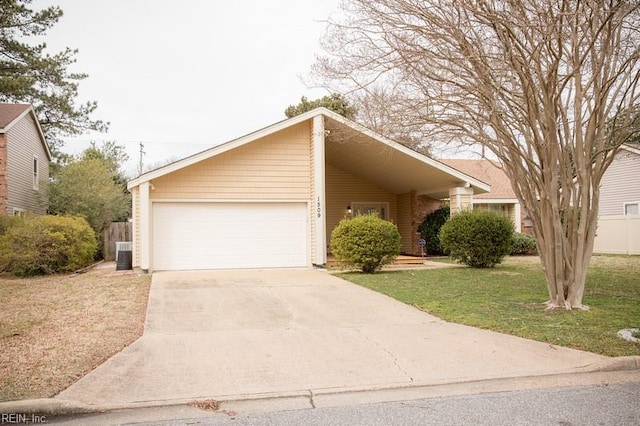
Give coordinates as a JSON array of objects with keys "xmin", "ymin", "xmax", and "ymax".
[
  {"xmin": 0, "ymin": 103, "xmax": 52, "ymax": 161},
  {"xmin": 127, "ymin": 108, "xmax": 490, "ymax": 195},
  {"xmin": 128, "ymin": 108, "xmax": 321, "ymax": 189},
  {"xmin": 0, "ymin": 104, "xmax": 31, "ymax": 130}
]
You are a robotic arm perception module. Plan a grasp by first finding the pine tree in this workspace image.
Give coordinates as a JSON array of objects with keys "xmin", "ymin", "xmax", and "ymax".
[{"xmin": 0, "ymin": 0, "xmax": 107, "ymax": 156}]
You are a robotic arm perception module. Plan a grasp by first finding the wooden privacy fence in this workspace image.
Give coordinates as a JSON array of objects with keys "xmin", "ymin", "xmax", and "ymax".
[{"xmin": 103, "ymin": 222, "xmax": 132, "ymax": 261}]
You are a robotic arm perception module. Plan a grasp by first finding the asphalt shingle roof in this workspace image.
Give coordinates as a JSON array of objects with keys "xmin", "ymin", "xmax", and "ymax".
[
  {"xmin": 439, "ymin": 159, "xmax": 516, "ymax": 199},
  {"xmin": 0, "ymin": 104, "xmax": 30, "ymax": 130}
]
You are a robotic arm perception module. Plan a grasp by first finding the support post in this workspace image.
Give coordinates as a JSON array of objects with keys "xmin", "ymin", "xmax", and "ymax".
[
  {"xmin": 140, "ymin": 181, "xmax": 150, "ymax": 271},
  {"xmin": 514, "ymin": 202, "xmax": 522, "ymax": 233},
  {"xmin": 313, "ymin": 115, "xmax": 327, "ymax": 265},
  {"xmin": 449, "ymin": 186, "xmax": 474, "ymax": 214}
]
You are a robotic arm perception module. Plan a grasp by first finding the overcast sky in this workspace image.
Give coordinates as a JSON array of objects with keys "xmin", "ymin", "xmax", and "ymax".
[{"xmin": 37, "ymin": 0, "xmax": 342, "ymax": 175}]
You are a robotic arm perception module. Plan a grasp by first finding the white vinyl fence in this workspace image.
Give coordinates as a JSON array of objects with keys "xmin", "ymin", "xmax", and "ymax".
[{"xmin": 594, "ymin": 215, "xmax": 640, "ymax": 255}]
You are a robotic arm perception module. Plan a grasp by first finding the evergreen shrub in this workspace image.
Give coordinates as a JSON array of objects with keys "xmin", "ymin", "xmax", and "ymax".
[
  {"xmin": 0, "ymin": 215, "xmax": 97, "ymax": 276},
  {"xmin": 510, "ymin": 232, "xmax": 538, "ymax": 255},
  {"xmin": 439, "ymin": 209, "xmax": 514, "ymax": 268},
  {"xmin": 417, "ymin": 206, "xmax": 450, "ymax": 255},
  {"xmin": 330, "ymin": 214, "xmax": 401, "ymax": 273}
]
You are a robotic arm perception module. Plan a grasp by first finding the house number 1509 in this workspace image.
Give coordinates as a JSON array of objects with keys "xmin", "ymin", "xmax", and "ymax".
[{"xmin": 317, "ymin": 197, "xmax": 322, "ymax": 218}]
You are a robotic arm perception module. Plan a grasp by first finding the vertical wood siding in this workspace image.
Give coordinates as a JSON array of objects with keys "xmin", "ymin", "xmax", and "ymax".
[
  {"xmin": 150, "ymin": 122, "xmax": 311, "ymax": 200},
  {"xmin": 599, "ymin": 150, "xmax": 640, "ymax": 216},
  {"xmin": 5, "ymin": 114, "xmax": 48, "ymax": 214},
  {"xmin": 325, "ymin": 163, "xmax": 397, "ymax": 250}
]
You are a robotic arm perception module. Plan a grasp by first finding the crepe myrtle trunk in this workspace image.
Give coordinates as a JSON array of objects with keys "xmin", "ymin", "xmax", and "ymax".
[
  {"xmin": 531, "ymin": 188, "xmax": 598, "ymax": 310},
  {"xmin": 513, "ymin": 134, "xmax": 605, "ymax": 311}
]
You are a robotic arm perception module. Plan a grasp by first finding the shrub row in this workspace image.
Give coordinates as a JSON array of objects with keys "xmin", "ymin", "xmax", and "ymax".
[
  {"xmin": 420, "ymin": 207, "xmax": 538, "ymax": 261},
  {"xmin": 330, "ymin": 208, "xmax": 539, "ymax": 273},
  {"xmin": 0, "ymin": 215, "xmax": 97, "ymax": 276}
]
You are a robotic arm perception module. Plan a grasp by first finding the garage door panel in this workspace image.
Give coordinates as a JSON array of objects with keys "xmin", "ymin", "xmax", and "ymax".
[{"xmin": 152, "ymin": 202, "xmax": 308, "ymax": 270}]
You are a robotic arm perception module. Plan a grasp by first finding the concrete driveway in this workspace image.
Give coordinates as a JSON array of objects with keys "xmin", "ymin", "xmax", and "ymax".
[{"xmin": 56, "ymin": 268, "xmax": 610, "ymax": 409}]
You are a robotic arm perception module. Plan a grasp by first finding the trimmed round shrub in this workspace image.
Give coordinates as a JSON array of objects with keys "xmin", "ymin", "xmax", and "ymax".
[
  {"xmin": 0, "ymin": 215, "xmax": 97, "ymax": 276},
  {"xmin": 330, "ymin": 214, "xmax": 401, "ymax": 273},
  {"xmin": 418, "ymin": 206, "xmax": 450, "ymax": 255},
  {"xmin": 439, "ymin": 209, "xmax": 514, "ymax": 268},
  {"xmin": 510, "ymin": 232, "xmax": 538, "ymax": 256}
]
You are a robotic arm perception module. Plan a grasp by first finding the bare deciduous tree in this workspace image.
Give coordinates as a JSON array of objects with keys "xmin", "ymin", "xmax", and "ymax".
[
  {"xmin": 315, "ymin": 0, "xmax": 640, "ymax": 309},
  {"xmin": 348, "ymin": 85, "xmax": 433, "ymax": 155}
]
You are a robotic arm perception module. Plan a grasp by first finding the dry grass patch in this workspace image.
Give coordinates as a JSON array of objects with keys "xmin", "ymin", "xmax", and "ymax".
[{"xmin": 0, "ymin": 265, "xmax": 151, "ymax": 402}]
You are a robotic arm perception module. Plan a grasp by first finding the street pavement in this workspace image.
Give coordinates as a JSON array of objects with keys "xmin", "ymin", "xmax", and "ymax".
[{"xmin": 48, "ymin": 371, "xmax": 640, "ymax": 425}]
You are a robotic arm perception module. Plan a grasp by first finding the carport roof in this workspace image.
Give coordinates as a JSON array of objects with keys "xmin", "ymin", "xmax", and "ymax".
[{"xmin": 127, "ymin": 108, "xmax": 490, "ymax": 197}]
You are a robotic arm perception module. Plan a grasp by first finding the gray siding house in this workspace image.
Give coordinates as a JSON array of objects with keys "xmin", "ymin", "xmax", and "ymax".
[
  {"xmin": 598, "ymin": 144, "xmax": 640, "ymax": 216},
  {"xmin": 594, "ymin": 144, "xmax": 640, "ymax": 255},
  {"xmin": 0, "ymin": 104, "xmax": 51, "ymax": 215}
]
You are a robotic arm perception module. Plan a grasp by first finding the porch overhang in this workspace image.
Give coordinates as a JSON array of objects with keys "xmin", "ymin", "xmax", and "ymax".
[{"xmin": 323, "ymin": 115, "xmax": 490, "ymax": 198}]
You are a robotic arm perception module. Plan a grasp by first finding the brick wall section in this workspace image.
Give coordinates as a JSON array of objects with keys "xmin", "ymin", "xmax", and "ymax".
[
  {"xmin": 0, "ymin": 134, "xmax": 7, "ymax": 214},
  {"xmin": 408, "ymin": 191, "xmax": 442, "ymax": 255}
]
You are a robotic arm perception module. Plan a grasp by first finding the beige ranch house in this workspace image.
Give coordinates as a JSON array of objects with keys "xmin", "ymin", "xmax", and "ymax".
[{"xmin": 127, "ymin": 108, "xmax": 490, "ymax": 272}]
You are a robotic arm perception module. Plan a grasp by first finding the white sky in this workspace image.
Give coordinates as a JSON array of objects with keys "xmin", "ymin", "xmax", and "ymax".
[{"xmin": 36, "ymin": 0, "xmax": 342, "ymax": 175}]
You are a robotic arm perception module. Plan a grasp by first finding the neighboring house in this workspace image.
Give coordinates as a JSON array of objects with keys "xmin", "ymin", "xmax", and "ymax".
[
  {"xmin": 127, "ymin": 108, "xmax": 490, "ymax": 272},
  {"xmin": 0, "ymin": 104, "xmax": 51, "ymax": 216},
  {"xmin": 594, "ymin": 144, "xmax": 640, "ymax": 255},
  {"xmin": 440, "ymin": 159, "xmax": 528, "ymax": 233}
]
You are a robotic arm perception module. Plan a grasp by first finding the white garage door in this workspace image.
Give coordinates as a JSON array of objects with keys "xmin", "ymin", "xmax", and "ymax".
[{"xmin": 152, "ymin": 202, "xmax": 308, "ymax": 270}]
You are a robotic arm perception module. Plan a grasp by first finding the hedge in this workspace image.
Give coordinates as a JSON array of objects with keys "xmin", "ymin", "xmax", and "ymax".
[{"xmin": 0, "ymin": 215, "xmax": 97, "ymax": 276}]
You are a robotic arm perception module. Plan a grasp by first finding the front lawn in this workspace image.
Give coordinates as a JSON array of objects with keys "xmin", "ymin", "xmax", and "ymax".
[
  {"xmin": 337, "ymin": 256, "xmax": 640, "ymax": 357},
  {"xmin": 0, "ymin": 267, "xmax": 151, "ymax": 402}
]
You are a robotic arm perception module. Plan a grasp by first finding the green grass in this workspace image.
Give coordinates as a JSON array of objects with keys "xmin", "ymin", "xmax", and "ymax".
[{"xmin": 337, "ymin": 256, "xmax": 640, "ymax": 357}]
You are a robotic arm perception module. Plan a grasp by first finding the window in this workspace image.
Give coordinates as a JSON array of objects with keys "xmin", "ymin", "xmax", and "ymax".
[
  {"xmin": 351, "ymin": 202, "xmax": 389, "ymax": 220},
  {"xmin": 624, "ymin": 202, "xmax": 639, "ymax": 216},
  {"xmin": 33, "ymin": 155, "xmax": 38, "ymax": 190},
  {"xmin": 489, "ymin": 204, "xmax": 507, "ymax": 213}
]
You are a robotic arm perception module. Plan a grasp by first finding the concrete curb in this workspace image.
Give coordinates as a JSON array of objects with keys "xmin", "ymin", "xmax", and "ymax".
[
  {"xmin": 0, "ymin": 398, "xmax": 95, "ymax": 416},
  {"xmin": 585, "ymin": 355, "xmax": 640, "ymax": 372},
  {"xmin": 2, "ymin": 358, "xmax": 639, "ymax": 418}
]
